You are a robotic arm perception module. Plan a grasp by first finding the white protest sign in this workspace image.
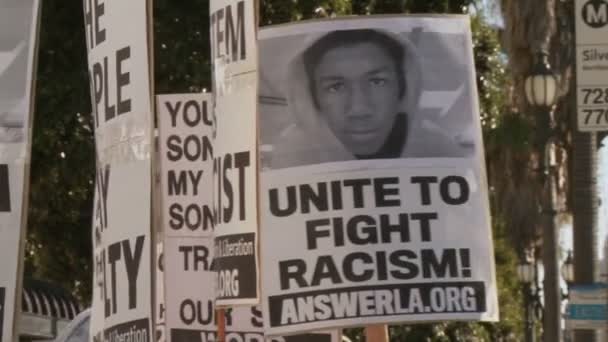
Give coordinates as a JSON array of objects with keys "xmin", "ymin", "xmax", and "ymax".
[
  {"xmin": 156, "ymin": 94, "xmax": 340, "ymax": 342},
  {"xmin": 209, "ymin": 0, "xmax": 260, "ymax": 305},
  {"xmin": 258, "ymin": 16, "xmax": 498, "ymax": 335},
  {"xmin": 164, "ymin": 237, "xmax": 216, "ymax": 342},
  {"xmin": 575, "ymin": 0, "xmax": 608, "ymax": 131},
  {"xmin": 227, "ymin": 307, "xmax": 341, "ymax": 342},
  {"xmin": 157, "ymin": 94, "xmax": 215, "ymax": 238},
  {"xmin": 158, "ymin": 93, "xmax": 216, "ymax": 342},
  {"xmin": 84, "ymin": 0, "xmax": 154, "ymax": 341},
  {"xmin": 0, "ymin": 1, "xmax": 41, "ymax": 341}
]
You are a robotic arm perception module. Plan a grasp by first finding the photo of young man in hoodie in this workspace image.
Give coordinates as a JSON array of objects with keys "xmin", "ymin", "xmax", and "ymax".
[{"xmin": 264, "ymin": 27, "xmax": 471, "ymax": 170}]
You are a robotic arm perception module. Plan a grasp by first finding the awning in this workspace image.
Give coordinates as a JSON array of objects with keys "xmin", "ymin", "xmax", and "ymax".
[{"xmin": 19, "ymin": 279, "xmax": 82, "ymax": 339}]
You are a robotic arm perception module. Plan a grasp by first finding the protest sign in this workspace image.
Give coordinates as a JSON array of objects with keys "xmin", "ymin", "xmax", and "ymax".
[
  {"xmin": 164, "ymin": 237, "xmax": 216, "ymax": 342},
  {"xmin": 209, "ymin": 0, "xmax": 260, "ymax": 305},
  {"xmin": 157, "ymin": 93, "xmax": 216, "ymax": 342},
  {"xmin": 157, "ymin": 94, "xmax": 215, "ymax": 238},
  {"xmin": 227, "ymin": 307, "xmax": 341, "ymax": 342},
  {"xmin": 157, "ymin": 94, "xmax": 339, "ymax": 342},
  {"xmin": 0, "ymin": 1, "xmax": 41, "ymax": 341},
  {"xmin": 258, "ymin": 16, "xmax": 498, "ymax": 335},
  {"xmin": 84, "ymin": 0, "xmax": 155, "ymax": 341}
]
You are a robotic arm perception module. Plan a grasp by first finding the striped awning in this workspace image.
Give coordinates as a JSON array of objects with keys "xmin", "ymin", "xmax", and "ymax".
[
  {"xmin": 22, "ymin": 279, "xmax": 81, "ymax": 320},
  {"xmin": 19, "ymin": 279, "xmax": 82, "ymax": 339}
]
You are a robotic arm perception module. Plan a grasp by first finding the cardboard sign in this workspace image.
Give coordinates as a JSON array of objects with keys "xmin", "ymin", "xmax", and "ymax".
[
  {"xmin": 0, "ymin": 1, "xmax": 41, "ymax": 341},
  {"xmin": 83, "ymin": 0, "xmax": 155, "ymax": 341},
  {"xmin": 157, "ymin": 93, "xmax": 216, "ymax": 342},
  {"xmin": 158, "ymin": 93, "xmax": 341, "ymax": 341},
  {"xmin": 258, "ymin": 16, "xmax": 498, "ymax": 335},
  {"xmin": 209, "ymin": 0, "xmax": 260, "ymax": 306}
]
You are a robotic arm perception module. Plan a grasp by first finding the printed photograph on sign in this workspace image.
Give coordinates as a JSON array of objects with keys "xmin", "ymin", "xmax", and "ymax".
[
  {"xmin": 259, "ymin": 16, "xmax": 497, "ymax": 335},
  {"xmin": 259, "ymin": 20, "xmax": 476, "ymax": 169}
]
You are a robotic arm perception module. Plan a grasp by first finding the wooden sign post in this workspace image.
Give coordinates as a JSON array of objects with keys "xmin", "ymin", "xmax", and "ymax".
[
  {"xmin": 365, "ymin": 324, "xmax": 389, "ymax": 342},
  {"xmin": 217, "ymin": 309, "xmax": 226, "ymax": 342}
]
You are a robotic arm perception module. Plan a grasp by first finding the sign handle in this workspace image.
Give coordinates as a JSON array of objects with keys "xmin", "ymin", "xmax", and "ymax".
[
  {"xmin": 217, "ymin": 309, "xmax": 226, "ymax": 342},
  {"xmin": 365, "ymin": 324, "xmax": 389, "ymax": 342}
]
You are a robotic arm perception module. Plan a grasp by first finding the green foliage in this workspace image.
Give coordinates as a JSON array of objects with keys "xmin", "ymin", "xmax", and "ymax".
[
  {"xmin": 471, "ymin": 14, "xmax": 507, "ymax": 131},
  {"xmin": 154, "ymin": 0, "xmax": 211, "ymax": 93},
  {"xmin": 26, "ymin": 0, "xmax": 94, "ymax": 301}
]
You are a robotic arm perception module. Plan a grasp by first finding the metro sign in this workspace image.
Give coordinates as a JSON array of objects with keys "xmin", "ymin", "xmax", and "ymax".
[{"xmin": 583, "ymin": 0, "xmax": 608, "ymax": 28}]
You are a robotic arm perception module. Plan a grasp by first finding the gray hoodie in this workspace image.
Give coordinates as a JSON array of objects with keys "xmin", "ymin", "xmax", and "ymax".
[{"xmin": 269, "ymin": 29, "xmax": 470, "ymax": 169}]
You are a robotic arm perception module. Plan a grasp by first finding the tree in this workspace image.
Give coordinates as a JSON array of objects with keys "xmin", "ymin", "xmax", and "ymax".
[{"xmin": 25, "ymin": 0, "xmax": 94, "ymax": 301}]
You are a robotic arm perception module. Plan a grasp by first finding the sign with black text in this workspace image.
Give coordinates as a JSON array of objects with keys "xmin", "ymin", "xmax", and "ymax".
[
  {"xmin": 210, "ymin": 0, "xmax": 260, "ymax": 305},
  {"xmin": 227, "ymin": 307, "xmax": 341, "ymax": 342},
  {"xmin": 157, "ymin": 93, "xmax": 216, "ymax": 342},
  {"xmin": 0, "ymin": 1, "xmax": 41, "ymax": 341},
  {"xmin": 83, "ymin": 0, "xmax": 155, "ymax": 341},
  {"xmin": 575, "ymin": 0, "xmax": 608, "ymax": 131},
  {"xmin": 258, "ymin": 16, "xmax": 498, "ymax": 335},
  {"xmin": 157, "ymin": 94, "xmax": 340, "ymax": 341}
]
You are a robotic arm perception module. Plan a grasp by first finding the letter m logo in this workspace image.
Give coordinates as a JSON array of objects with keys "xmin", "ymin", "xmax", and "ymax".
[{"xmin": 583, "ymin": 0, "xmax": 608, "ymax": 28}]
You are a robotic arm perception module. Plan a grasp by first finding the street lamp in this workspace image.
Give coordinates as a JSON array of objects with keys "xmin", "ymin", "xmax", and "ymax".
[
  {"xmin": 561, "ymin": 250, "xmax": 574, "ymax": 286},
  {"xmin": 517, "ymin": 257, "xmax": 537, "ymax": 342},
  {"xmin": 524, "ymin": 50, "xmax": 561, "ymax": 342},
  {"xmin": 524, "ymin": 52, "xmax": 558, "ymax": 108},
  {"xmin": 518, "ymin": 259, "xmax": 535, "ymax": 284}
]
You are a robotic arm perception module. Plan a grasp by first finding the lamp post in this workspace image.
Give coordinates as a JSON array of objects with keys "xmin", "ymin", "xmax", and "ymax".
[
  {"xmin": 524, "ymin": 51, "xmax": 561, "ymax": 342},
  {"xmin": 561, "ymin": 250, "xmax": 575, "ymax": 342},
  {"xmin": 518, "ymin": 256, "xmax": 537, "ymax": 342},
  {"xmin": 561, "ymin": 250, "xmax": 574, "ymax": 288}
]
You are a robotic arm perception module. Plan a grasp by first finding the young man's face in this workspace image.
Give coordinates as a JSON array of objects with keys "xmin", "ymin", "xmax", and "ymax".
[{"xmin": 313, "ymin": 42, "xmax": 402, "ymax": 156}]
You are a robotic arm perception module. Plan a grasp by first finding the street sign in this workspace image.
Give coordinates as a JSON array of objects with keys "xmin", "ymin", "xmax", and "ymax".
[
  {"xmin": 565, "ymin": 283, "xmax": 608, "ymax": 330},
  {"xmin": 575, "ymin": 0, "xmax": 608, "ymax": 131}
]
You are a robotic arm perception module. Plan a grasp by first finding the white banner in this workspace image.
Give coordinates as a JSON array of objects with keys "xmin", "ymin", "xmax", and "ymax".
[
  {"xmin": 84, "ymin": 0, "xmax": 154, "ymax": 341},
  {"xmin": 258, "ymin": 16, "xmax": 498, "ymax": 335},
  {"xmin": 0, "ymin": 0, "xmax": 41, "ymax": 341},
  {"xmin": 209, "ymin": 0, "xmax": 260, "ymax": 305},
  {"xmin": 575, "ymin": 0, "xmax": 608, "ymax": 131}
]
